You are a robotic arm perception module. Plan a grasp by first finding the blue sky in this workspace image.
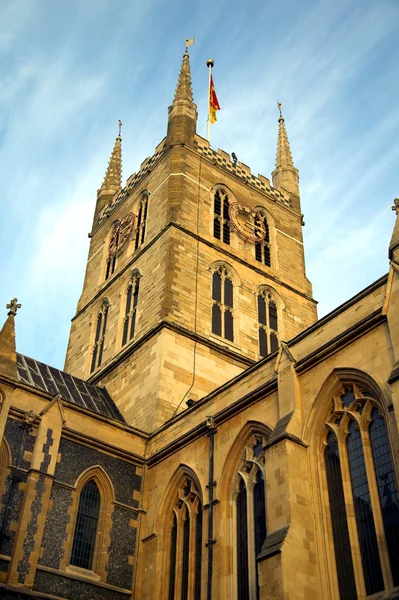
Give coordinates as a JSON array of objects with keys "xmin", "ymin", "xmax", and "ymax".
[{"xmin": 1, "ymin": 0, "xmax": 398, "ymax": 370}]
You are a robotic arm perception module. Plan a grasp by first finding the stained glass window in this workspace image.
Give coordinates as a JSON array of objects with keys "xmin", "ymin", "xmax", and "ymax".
[{"xmin": 70, "ymin": 480, "xmax": 100, "ymax": 570}]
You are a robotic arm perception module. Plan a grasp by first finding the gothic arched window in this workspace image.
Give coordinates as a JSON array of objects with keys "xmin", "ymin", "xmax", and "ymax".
[
  {"xmin": 235, "ymin": 437, "xmax": 267, "ymax": 600},
  {"xmin": 212, "ymin": 266, "xmax": 234, "ymax": 342},
  {"xmin": 134, "ymin": 193, "xmax": 149, "ymax": 251},
  {"xmin": 105, "ymin": 220, "xmax": 120, "ymax": 280},
  {"xmin": 122, "ymin": 273, "xmax": 140, "ymax": 346},
  {"xmin": 323, "ymin": 384, "xmax": 399, "ymax": 598},
  {"xmin": 90, "ymin": 299, "xmax": 109, "ymax": 373},
  {"xmin": 257, "ymin": 290, "xmax": 279, "ymax": 358},
  {"xmin": 213, "ymin": 189, "xmax": 231, "ymax": 245},
  {"xmin": 70, "ymin": 479, "xmax": 101, "ymax": 570},
  {"xmin": 254, "ymin": 214, "xmax": 271, "ymax": 267},
  {"xmin": 168, "ymin": 478, "xmax": 203, "ymax": 600}
]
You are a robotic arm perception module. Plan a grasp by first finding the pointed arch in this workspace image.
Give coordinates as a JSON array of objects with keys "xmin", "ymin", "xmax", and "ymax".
[
  {"xmin": 306, "ymin": 368, "xmax": 399, "ymax": 599},
  {"xmin": 219, "ymin": 421, "xmax": 272, "ymax": 600},
  {"xmin": 256, "ymin": 286, "xmax": 283, "ymax": 359},
  {"xmin": 121, "ymin": 269, "xmax": 142, "ymax": 347},
  {"xmin": 89, "ymin": 298, "xmax": 110, "ymax": 374},
  {"xmin": 211, "ymin": 184, "xmax": 235, "ymax": 245},
  {"xmin": 61, "ymin": 465, "xmax": 114, "ymax": 581},
  {"xmin": 133, "ymin": 190, "xmax": 149, "ymax": 251},
  {"xmin": 0, "ymin": 437, "xmax": 11, "ymax": 509},
  {"xmin": 154, "ymin": 464, "xmax": 204, "ymax": 600}
]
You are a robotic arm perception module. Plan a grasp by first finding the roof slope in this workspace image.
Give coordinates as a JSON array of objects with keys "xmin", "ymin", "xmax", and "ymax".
[{"xmin": 17, "ymin": 353, "xmax": 125, "ymax": 424}]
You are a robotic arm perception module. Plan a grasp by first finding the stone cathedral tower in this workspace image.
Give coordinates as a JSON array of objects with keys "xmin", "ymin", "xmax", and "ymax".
[
  {"xmin": 64, "ymin": 51, "xmax": 317, "ymax": 432},
  {"xmin": 0, "ymin": 49, "xmax": 398, "ymax": 600}
]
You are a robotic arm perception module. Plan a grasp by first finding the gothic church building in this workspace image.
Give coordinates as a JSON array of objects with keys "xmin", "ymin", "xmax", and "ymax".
[{"xmin": 0, "ymin": 50, "xmax": 398, "ymax": 600}]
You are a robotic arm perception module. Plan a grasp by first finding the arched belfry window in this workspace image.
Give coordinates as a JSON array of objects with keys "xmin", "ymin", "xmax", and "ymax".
[
  {"xmin": 105, "ymin": 220, "xmax": 120, "ymax": 280},
  {"xmin": 211, "ymin": 266, "xmax": 234, "ymax": 342},
  {"xmin": 235, "ymin": 436, "xmax": 267, "ymax": 600},
  {"xmin": 257, "ymin": 289, "xmax": 279, "ymax": 358},
  {"xmin": 70, "ymin": 479, "xmax": 101, "ymax": 570},
  {"xmin": 122, "ymin": 272, "xmax": 141, "ymax": 346},
  {"xmin": 134, "ymin": 193, "xmax": 149, "ymax": 251},
  {"xmin": 90, "ymin": 299, "xmax": 109, "ymax": 373},
  {"xmin": 168, "ymin": 477, "xmax": 203, "ymax": 600},
  {"xmin": 254, "ymin": 213, "xmax": 271, "ymax": 267},
  {"xmin": 213, "ymin": 188, "xmax": 231, "ymax": 245},
  {"xmin": 323, "ymin": 384, "xmax": 399, "ymax": 598}
]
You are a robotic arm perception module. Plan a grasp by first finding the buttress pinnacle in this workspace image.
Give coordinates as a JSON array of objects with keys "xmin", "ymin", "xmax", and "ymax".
[{"xmin": 173, "ymin": 51, "xmax": 194, "ymax": 104}]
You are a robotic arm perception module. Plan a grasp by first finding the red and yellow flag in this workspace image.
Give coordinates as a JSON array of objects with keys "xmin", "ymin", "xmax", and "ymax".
[{"xmin": 209, "ymin": 75, "xmax": 220, "ymax": 124}]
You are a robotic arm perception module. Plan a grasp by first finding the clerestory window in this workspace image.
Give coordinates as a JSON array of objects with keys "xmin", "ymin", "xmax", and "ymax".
[
  {"xmin": 236, "ymin": 438, "xmax": 267, "ymax": 600},
  {"xmin": 168, "ymin": 478, "xmax": 203, "ymax": 600},
  {"xmin": 213, "ymin": 189, "xmax": 231, "ymax": 245},
  {"xmin": 257, "ymin": 290, "xmax": 279, "ymax": 358},
  {"xmin": 323, "ymin": 384, "xmax": 399, "ymax": 599},
  {"xmin": 211, "ymin": 266, "xmax": 234, "ymax": 342}
]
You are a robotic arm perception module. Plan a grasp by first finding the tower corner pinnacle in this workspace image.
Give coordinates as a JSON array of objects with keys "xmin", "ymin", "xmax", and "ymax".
[
  {"xmin": 272, "ymin": 102, "xmax": 299, "ymax": 200},
  {"xmin": 0, "ymin": 298, "xmax": 20, "ymax": 381}
]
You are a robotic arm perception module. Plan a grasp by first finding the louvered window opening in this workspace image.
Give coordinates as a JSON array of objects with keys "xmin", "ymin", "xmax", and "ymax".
[
  {"xmin": 122, "ymin": 277, "xmax": 140, "ymax": 346},
  {"xmin": 70, "ymin": 480, "xmax": 100, "ymax": 570},
  {"xmin": 254, "ymin": 215, "xmax": 271, "ymax": 267},
  {"xmin": 135, "ymin": 196, "xmax": 148, "ymax": 251},
  {"xmin": 323, "ymin": 385, "xmax": 399, "ymax": 596},
  {"xmin": 90, "ymin": 303, "xmax": 109, "ymax": 373},
  {"xmin": 168, "ymin": 479, "xmax": 203, "ymax": 600},
  {"xmin": 213, "ymin": 189, "xmax": 230, "ymax": 245},
  {"xmin": 212, "ymin": 267, "xmax": 234, "ymax": 342},
  {"xmin": 257, "ymin": 292, "xmax": 278, "ymax": 358},
  {"xmin": 105, "ymin": 223, "xmax": 120, "ymax": 280}
]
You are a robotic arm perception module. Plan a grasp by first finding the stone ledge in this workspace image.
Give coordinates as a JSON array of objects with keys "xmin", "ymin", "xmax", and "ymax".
[{"xmin": 257, "ymin": 525, "xmax": 290, "ymax": 562}]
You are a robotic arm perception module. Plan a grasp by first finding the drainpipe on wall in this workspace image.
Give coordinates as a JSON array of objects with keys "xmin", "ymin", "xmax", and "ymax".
[{"xmin": 206, "ymin": 415, "xmax": 217, "ymax": 600}]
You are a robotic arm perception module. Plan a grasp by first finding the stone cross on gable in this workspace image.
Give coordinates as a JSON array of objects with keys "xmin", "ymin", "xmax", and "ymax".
[{"xmin": 6, "ymin": 298, "xmax": 21, "ymax": 316}]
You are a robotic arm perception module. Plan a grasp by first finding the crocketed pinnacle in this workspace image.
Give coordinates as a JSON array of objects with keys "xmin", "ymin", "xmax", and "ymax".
[
  {"xmin": 389, "ymin": 198, "xmax": 399, "ymax": 262},
  {"xmin": 100, "ymin": 133, "xmax": 122, "ymax": 194},
  {"xmin": 275, "ymin": 113, "xmax": 294, "ymax": 170},
  {"xmin": 173, "ymin": 51, "xmax": 194, "ymax": 104},
  {"xmin": 0, "ymin": 299, "xmax": 20, "ymax": 381}
]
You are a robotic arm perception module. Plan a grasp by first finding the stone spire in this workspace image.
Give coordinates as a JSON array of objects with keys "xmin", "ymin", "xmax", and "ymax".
[
  {"xmin": 166, "ymin": 51, "xmax": 197, "ymax": 146},
  {"xmin": 272, "ymin": 103, "xmax": 299, "ymax": 200},
  {"xmin": 173, "ymin": 51, "xmax": 194, "ymax": 104},
  {"xmin": 0, "ymin": 299, "xmax": 21, "ymax": 381},
  {"xmin": 93, "ymin": 122, "xmax": 123, "ymax": 228},
  {"xmin": 389, "ymin": 198, "xmax": 399, "ymax": 263}
]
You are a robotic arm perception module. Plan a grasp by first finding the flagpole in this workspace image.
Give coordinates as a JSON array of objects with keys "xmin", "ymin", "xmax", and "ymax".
[{"xmin": 206, "ymin": 58, "xmax": 214, "ymax": 142}]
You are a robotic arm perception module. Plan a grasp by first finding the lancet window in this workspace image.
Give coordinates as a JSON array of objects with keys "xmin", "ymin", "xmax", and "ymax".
[
  {"xmin": 122, "ymin": 272, "xmax": 140, "ymax": 346},
  {"xmin": 105, "ymin": 220, "xmax": 120, "ymax": 280},
  {"xmin": 134, "ymin": 193, "xmax": 149, "ymax": 251},
  {"xmin": 257, "ymin": 290, "xmax": 279, "ymax": 358},
  {"xmin": 213, "ymin": 189, "xmax": 231, "ymax": 245},
  {"xmin": 236, "ymin": 437, "xmax": 267, "ymax": 600},
  {"xmin": 90, "ymin": 299, "xmax": 109, "ymax": 373},
  {"xmin": 168, "ymin": 478, "xmax": 203, "ymax": 600},
  {"xmin": 323, "ymin": 384, "xmax": 399, "ymax": 599},
  {"xmin": 254, "ymin": 214, "xmax": 271, "ymax": 267},
  {"xmin": 70, "ymin": 479, "xmax": 101, "ymax": 570},
  {"xmin": 211, "ymin": 266, "xmax": 234, "ymax": 342}
]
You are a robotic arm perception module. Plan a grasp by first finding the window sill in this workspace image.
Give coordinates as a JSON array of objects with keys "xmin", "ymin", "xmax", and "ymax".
[
  {"xmin": 209, "ymin": 333, "xmax": 240, "ymax": 352},
  {"xmin": 65, "ymin": 564, "xmax": 101, "ymax": 582}
]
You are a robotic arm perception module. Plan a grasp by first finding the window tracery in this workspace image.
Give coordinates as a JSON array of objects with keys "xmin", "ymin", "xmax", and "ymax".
[
  {"xmin": 323, "ymin": 384, "xmax": 399, "ymax": 598},
  {"xmin": 122, "ymin": 272, "xmax": 141, "ymax": 346},
  {"xmin": 257, "ymin": 289, "xmax": 279, "ymax": 358},
  {"xmin": 167, "ymin": 477, "xmax": 203, "ymax": 600},
  {"xmin": 213, "ymin": 188, "xmax": 231, "ymax": 245},
  {"xmin": 134, "ymin": 193, "xmax": 149, "ymax": 251},
  {"xmin": 235, "ymin": 436, "xmax": 267, "ymax": 600},
  {"xmin": 105, "ymin": 220, "xmax": 120, "ymax": 280},
  {"xmin": 90, "ymin": 299, "xmax": 109, "ymax": 373},
  {"xmin": 211, "ymin": 266, "xmax": 234, "ymax": 342}
]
